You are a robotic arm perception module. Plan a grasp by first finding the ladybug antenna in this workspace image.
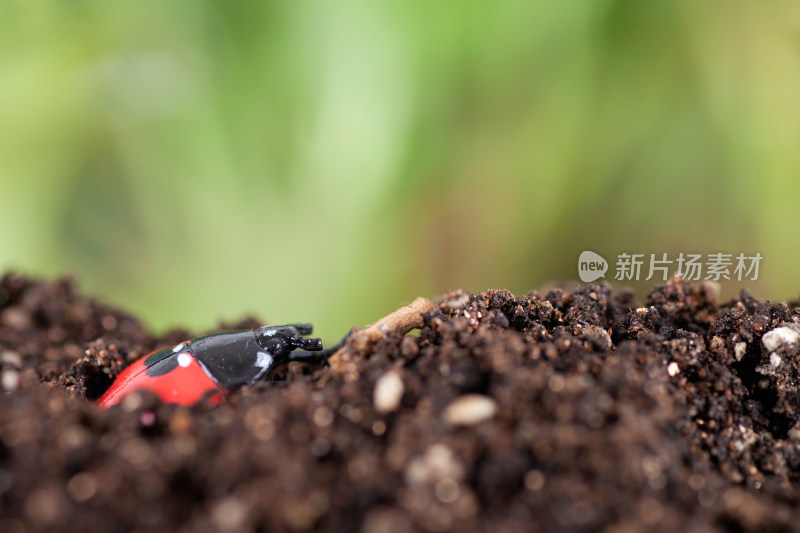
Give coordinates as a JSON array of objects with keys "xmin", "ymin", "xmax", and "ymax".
[
  {"xmin": 291, "ymin": 336, "xmax": 323, "ymax": 351},
  {"xmin": 288, "ymin": 332, "xmax": 350, "ymax": 365}
]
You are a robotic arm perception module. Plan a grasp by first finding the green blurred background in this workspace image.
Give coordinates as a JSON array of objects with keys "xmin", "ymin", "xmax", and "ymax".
[{"xmin": 1, "ymin": 1, "xmax": 799, "ymax": 341}]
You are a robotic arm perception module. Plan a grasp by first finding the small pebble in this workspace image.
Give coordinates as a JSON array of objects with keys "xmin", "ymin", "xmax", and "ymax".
[
  {"xmin": 734, "ymin": 342, "xmax": 747, "ymax": 361},
  {"xmin": 667, "ymin": 362, "xmax": 680, "ymax": 377},
  {"xmin": 443, "ymin": 395, "xmax": 497, "ymax": 426},
  {"xmin": 1, "ymin": 308, "xmax": 32, "ymax": 331},
  {"xmin": 405, "ymin": 444, "xmax": 464, "ymax": 485},
  {"xmin": 1, "ymin": 369, "xmax": 20, "ymax": 391},
  {"xmin": 374, "ymin": 371, "xmax": 405, "ymax": 414},
  {"xmin": 0, "ymin": 350, "xmax": 22, "ymax": 367},
  {"xmin": 762, "ymin": 326, "xmax": 800, "ymax": 353}
]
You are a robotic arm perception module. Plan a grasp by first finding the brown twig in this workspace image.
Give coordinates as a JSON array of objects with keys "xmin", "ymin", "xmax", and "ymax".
[{"xmin": 328, "ymin": 297, "xmax": 434, "ymax": 375}]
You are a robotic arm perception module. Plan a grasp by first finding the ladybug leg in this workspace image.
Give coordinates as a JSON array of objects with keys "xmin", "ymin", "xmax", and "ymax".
[
  {"xmin": 288, "ymin": 332, "xmax": 350, "ymax": 364},
  {"xmin": 291, "ymin": 335, "xmax": 323, "ymax": 351}
]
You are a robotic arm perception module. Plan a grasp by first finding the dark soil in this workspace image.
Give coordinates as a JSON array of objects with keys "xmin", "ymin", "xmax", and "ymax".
[{"xmin": 2, "ymin": 273, "xmax": 800, "ymax": 532}]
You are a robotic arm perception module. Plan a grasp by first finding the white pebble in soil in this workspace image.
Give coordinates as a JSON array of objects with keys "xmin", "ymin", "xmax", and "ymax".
[
  {"xmin": 373, "ymin": 370, "xmax": 404, "ymax": 414},
  {"xmin": 734, "ymin": 342, "xmax": 747, "ymax": 361},
  {"xmin": 405, "ymin": 444, "xmax": 465, "ymax": 486},
  {"xmin": 667, "ymin": 362, "xmax": 680, "ymax": 377},
  {"xmin": 1, "ymin": 369, "xmax": 19, "ymax": 391},
  {"xmin": 443, "ymin": 394, "xmax": 497, "ymax": 426},
  {"xmin": 762, "ymin": 325, "xmax": 800, "ymax": 353}
]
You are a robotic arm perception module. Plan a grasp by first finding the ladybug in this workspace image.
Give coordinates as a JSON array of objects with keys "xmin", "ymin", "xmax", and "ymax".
[{"xmin": 96, "ymin": 324, "xmax": 340, "ymax": 408}]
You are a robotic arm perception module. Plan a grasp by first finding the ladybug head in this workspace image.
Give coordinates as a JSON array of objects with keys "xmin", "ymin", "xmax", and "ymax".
[{"xmin": 254, "ymin": 324, "xmax": 323, "ymax": 359}]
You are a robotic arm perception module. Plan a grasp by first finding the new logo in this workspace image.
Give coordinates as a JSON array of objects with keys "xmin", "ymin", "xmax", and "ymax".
[{"xmin": 578, "ymin": 251, "xmax": 608, "ymax": 283}]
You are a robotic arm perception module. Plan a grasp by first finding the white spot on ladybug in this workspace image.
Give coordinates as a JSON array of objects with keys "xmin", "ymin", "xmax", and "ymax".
[
  {"xmin": 177, "ymin": 352, "xmax": 193, "ymax": 367},
  {"xmin": 256, "ymin": 351, "xmax": 273, "ymax": 369},
  {"xmin": 173, "ymin": 343, "xmax": 187, "ymax": 353}
]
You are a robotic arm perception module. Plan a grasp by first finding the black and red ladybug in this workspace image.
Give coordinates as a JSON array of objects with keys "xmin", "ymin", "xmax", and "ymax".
[{"xmin": 97, "ymin": 324, "xmax": 339, "ymax": 408}]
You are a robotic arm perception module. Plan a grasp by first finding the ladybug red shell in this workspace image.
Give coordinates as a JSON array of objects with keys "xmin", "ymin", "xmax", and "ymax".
[{"xmin": 96, "ymin": 324, "xmax": 336, "ymax": 408}]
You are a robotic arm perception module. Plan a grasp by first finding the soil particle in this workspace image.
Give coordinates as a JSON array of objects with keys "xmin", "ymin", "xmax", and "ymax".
[{"xmin": 3, "ymin": 273, "xmax": 800, "ymax": 531}]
